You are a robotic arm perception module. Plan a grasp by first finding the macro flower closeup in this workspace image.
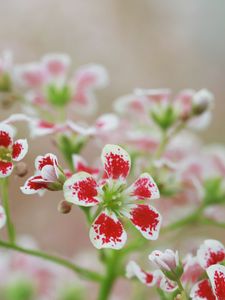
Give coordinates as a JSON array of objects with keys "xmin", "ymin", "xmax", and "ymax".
[
  {"xmin": 0, "ymin": 123, "xmax": 28, "ymax": 177},
  {"xmin": 63, "ymin": 144, "xmax": 161, "ymax": 249}
]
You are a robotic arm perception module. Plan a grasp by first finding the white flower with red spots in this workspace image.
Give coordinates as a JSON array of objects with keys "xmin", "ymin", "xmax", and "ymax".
[
  {"xmin": 63, "ymin": 144, "xmax": 161, "ymax": 249},
  {"xmin": 191, "ymin": 264, "xmax": 225, "ymax": 300},
  {"xmin": 0, "ymin": 123, "xmax": 28, "ymax": 177},
  {"xmin": 126, "ymin": 260, "xmax": 177, "ymax": 293},
  {"xmin": 21, "ymin": 153, "xmax": 66, "ymax": 195},
  {"xmin": 197, "ymin": 239, "xmax": 225, "ymax": 270}
]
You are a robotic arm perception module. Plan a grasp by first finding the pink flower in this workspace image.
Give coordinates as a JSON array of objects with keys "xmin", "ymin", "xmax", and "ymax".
[
  {"xmin": 0, "ymin": 123, "xmax": 28, "ymax": 177},
  {"xmin": 15, "ymin": 54, "xmax": 108, "ymax": 116},
  {"xmin": 63, "ymin": 144, "xmax": 161, "ymax": 249},
  {"xmin": 21, "ymin": 153, "xmax": 66, "ymax": 195}
]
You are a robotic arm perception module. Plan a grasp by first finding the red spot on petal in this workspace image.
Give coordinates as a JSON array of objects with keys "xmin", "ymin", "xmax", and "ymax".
[
  {"xmin": 206, "ymin": 250, "xmax": 225, "ymax": 268},
  {"xmin": 93, "ymin": 213, "xmax": 123, "ymax": 245},
  {"xmin": 12, "ymin": 142, "xmax": 23, "ymax": 159},
  {"xmin": 73, "ymin": 177, "xmax": 98, "ymax": 204},
  {"xmin": 38, "ymin": 156, "xmax": 54, "ymax": 170},
  {"xmin": 105, "ymin": 152, "xmax": 130, "ymax": 179},
  {"xmin": 27, "ymin": 176, "xmax": 48, "ymax": 190},
  {"xmin": 195, "ymin": 280, "xmax": 216, "ymax": 300},
  {"xmin": 0, "ymin": 160, "xmax": 13, "ymax": 175},
  {"xmin": 76, "ymin": 162, "xmax": 99, "ymax": 176},
  {"xmin": 130, "ymin": 205, "xmax": 159, "ymax": 233},
  {"xmin": 38, "ymin": 121, "xmax": 55, "ymax": 129},
  {"xmin": 0, "ymin": 130, "xmax": 12, "ymax": 147},
  {"xmin": 214, "ymin": 270, "xmax": 225, "ymax": 300},
  {"xmin": 132, "ymin": 177, "xmax": 154, "ymax": 199},
  {"xmin": 145, "ymin": 272, "xmax": 154, "ymax": 284}
]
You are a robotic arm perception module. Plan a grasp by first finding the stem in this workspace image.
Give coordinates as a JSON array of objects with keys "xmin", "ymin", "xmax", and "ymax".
[
  {"xmin": 155, "ymin": 130, "xmax": 169, "ymax": 159},
  {"xmin": 176, "ymin": 279, "xmax": 188, "ymax": 300},
  {"xmin": 0, "ymin": 240, "xmax": 102, "ymax": 282},
  {"xmin": 0, "ymin": 178, "xmax": 15, "ymax": 243},
  {"xmin": 97, "ymin": 250, "xmax": 120, "ymax": 300}
]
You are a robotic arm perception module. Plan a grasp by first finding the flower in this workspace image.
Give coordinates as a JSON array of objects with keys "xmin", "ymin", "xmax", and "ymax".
[
  {"xmin": 63, "ymin": 144, "xmax": 161, "ymax": 249},
  {"xmin": 126, "ymin": 260, "xmax": 177, "ymax": 293},
  {"xmin": 0, "ymin": 123, "xmax": 28, "ymax": 177},
  {"xmin": 190, "ymin": 264, "xmax": 225, "ymax": 300},
  {"xmin": 197, "ymin": 239, "xmax": 225, "ymax": 269},
  {"xmin": 149, "ymin": 249, "xmax": 184, "ymax": 282},
  {"xmin": 14, "ymin": 53, "xmax": 108, "ymax": 115},
  {"xmin": 21, "ymin": 153, "xmax": 66, "ymax": 195}
]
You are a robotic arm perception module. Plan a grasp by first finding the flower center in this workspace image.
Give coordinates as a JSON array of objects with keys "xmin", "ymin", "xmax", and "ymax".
[
  {"xmin": 0, "ymin": 146, "xmax": 12, "ymax": 162},
  {"xmin": 102, "ymin": 181, "xmax": 126, "ymax": 212}
]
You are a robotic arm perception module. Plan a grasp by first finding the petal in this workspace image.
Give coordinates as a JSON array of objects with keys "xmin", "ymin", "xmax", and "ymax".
[
  {"xmin": 182, "ymin": 255, "xmax": 204, "ymax": 284},
  {"xmin": 158, "ymin": 274, "xmax": 177, "ymax": 293},
  {"xmin": 29, "ymin": 120, "xmax": 59, "ymax": 137},
  {"xmin": 12, "ymin": 139, "xmax": 28, "ymax": 161},
  {"xmin": 113, "ymin": 94, "xmax": 146, "ymax": 116},
  {"xmin": 0, "ymin": 161, "xmax": 13, "ymax": 178},
  {"xmin": 190, "ymin": 279, "xmax": 215, "ymax": 300},
  {"xmin": 20, "ymin": 175, "xmax": 48, "ymax": 194},
  {"xmin": 101, "ymin": 144, "xmax": 131, "ymax": 180},
  {"xmin": 42, "ymin": 53, "xmax": 71, "ymax": 76},
  {"xmin": 197, "ymin": 240, "xmax": 225, "ymax": 269},
  {"xmin": 0, "ymin": 123, "xmax": 14, "ymax": 147},
  {"xmin": 14, "ymin": 63, "xmax": 47, "ymax": 88},
  {"xmin": 89, "ymin": 210, "xmax": 127, "ymax": 249},
  {"xmin": 123, "ymin": 204, "xmax": 161, "ymax": 240},
  {"xmin": 94, "ymin": 114, "xmax": 119, "ymax": 133},
  {"xmin": 0, "ymin": 205, "xmax": 6, "ymax": 229},
  {"xmin": 126, "ymin": 261, "xmax": 158, "ymax": 287},
  {"xmin": 63, "ymin": 172, "xmax": 100, "ymax": 207},
  {"xmin": 207, "ymin": 264, "xmax": 225, "ymax": 300},
  {"xmin": 35, "ymin": 153, "xmax": 60, "ymax": 182},
  {"xmin": 72, "ymin": 155, "xmax": 99, "ymax": 176},
  {"xmin": 74, "ymin": 64, "xmax": 108, "ymax": 89},
  {"xmin": 126, "ymin": 173, "xmax": 160, "ymax": 200}
]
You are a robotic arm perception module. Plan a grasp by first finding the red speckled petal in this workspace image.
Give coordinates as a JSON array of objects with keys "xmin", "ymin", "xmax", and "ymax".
[
  {"xmin": 197, "ymin": 240, "xmax": 225, "ymax": 269},
  {"xmin": 0, "ymin": 160, "xmax": 13, "ymax": 178},
  {"xmin": 89, "ymin": 210, "xmax": 127, "ymax": 249},
  {"xmin": 63, "ymin": 172, "xmax": 100, "ymax": 207},
  {"xmin": 20, "ymin": 175, "xmax": 48, "ymax": 194},
  {"xmin": 123, "ymin": 204, "xmax": 162, "ymax": 240},
  {"xmin": 35, "ymin": 153, "xmax": 58, "ymax": 171},
  {"xmin": 126, "ymin": 261, "xmax": 158, "ymax": 287},
  {"xmin": 126, "ymin": 173, "xmax": 160, "ymax": 200},
  {"xmin": 190, "ymin": 279, "xmax": 215, "ymax": 300},
  {"xmin": 0, "ymin": 124, "xmax": 14, "ymax": 148},
  {"xmin": 101, "ymin": 144, "xmax": 131, "ymax": 180},
  {"xmin": 158, "ymin": 273, "xmax": 177, "ymax": 293},
  {"xmin": 207, "ymin": 264, "xmax": 225, "ymax": 300},
  {"xmin": 12, "ymin": 139, "xmax": 28, "ymax": 161}
]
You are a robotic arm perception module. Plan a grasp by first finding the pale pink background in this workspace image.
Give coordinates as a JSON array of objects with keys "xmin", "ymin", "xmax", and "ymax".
[{"xmin": 0, "ymin": 1, "xmax": 225, "ymax": 298}]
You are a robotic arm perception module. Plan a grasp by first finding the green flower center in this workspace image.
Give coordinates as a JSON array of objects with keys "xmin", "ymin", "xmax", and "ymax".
[
  {"xmin": 0, "ymin": 146, "xmax": 12, "ymax": 162},
  {"xmin": 102, "ymin": 182, "xmax": 127, "ymax": 212}
]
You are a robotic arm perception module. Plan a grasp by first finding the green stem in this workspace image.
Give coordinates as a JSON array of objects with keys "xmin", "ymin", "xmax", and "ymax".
[
  {"xmin": 0, "ymin": 178, "xmax": 15, "ymax": 243},
  {"xmin": 0, "ymin": 240, "xmax": 102, "ymax": 282},
  {"xmin": 176, "ymin": 278, "xmax": 188, "ymax": 300},
  {"xmin": 97, "ymin": 250, "xmax": 120, "ymax": 300}
]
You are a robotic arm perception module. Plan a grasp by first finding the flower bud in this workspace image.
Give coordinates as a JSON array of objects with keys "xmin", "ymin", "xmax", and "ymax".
[
  {"xmin": 14, "ymin": 162, "xmax": 28, "ymax": 177},
  {"xmin": 192, "ymin": 89, "xmax": 214, "ymax": 115},
  {"xmin": 57, "ymin": 200, "xmax": 72, "ymax": 214},
  {"xmin": 149, "ymin": 249, "xmax": 183, "ymax": 281}
]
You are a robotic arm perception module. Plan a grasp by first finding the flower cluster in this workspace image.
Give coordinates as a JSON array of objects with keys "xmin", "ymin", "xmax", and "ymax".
[{"xmin": 127, "ymin": 239, "xmax": 225, "ymax": 299}]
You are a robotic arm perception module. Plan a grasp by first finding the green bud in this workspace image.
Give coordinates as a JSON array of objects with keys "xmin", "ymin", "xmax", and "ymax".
[{"xmin": 151, "ymin": 104, "xmax": 178, "ymax": 130}]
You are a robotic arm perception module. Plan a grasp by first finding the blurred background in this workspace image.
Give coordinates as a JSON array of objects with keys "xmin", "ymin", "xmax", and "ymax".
[{"xmin": 0, "ymin": 0, "xmax": 225, "ymax": 298}]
